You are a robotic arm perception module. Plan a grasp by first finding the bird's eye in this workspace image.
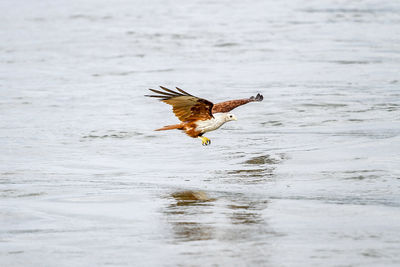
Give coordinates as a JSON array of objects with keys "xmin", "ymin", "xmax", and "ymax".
[{"xmin": 229, "ymin": 115, "xmax": 232, "ymax": 118}]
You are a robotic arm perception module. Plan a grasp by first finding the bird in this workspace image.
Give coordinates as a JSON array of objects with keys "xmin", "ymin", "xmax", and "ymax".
[{"xmin": 145, "ymin": 86, "xmax": 263, "ymax": 146}]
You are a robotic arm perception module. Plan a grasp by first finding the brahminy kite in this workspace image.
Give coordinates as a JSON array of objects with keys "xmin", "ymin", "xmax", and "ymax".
[{"xmin": 145, "ymin": 86, "xmax": 263, "ymax": 145}]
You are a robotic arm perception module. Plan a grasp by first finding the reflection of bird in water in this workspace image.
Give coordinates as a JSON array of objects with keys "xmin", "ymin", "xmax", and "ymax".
[
  {"xmin": 145, "ymin": 86, "xmax": 263, "ymax": 146},
  {"xmin": 171, "ymin": 191, "xmax": 212, "ymax": 205}
]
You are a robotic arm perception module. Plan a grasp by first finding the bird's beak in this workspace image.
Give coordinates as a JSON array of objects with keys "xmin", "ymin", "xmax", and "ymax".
[{"xmin": 233, "ymin": 116, "xmax": 238, "ymax": 121}]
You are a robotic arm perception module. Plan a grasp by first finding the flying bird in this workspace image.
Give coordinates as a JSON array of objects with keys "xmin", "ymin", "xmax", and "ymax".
[{"xmin": 145, "ymin": 86, "xmax": 263, "ymax": 146}]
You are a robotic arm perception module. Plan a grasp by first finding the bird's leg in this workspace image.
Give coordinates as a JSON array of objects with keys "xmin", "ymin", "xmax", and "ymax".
[{"xmin": 198, "ymin": 136, "xmax": 211, "ymax": 146}]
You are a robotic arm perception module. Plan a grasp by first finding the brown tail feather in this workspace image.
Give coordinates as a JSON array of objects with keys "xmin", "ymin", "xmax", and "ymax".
[{"xmin": 155, "ymin": 123, "xmax": 183, "ymax": 131}]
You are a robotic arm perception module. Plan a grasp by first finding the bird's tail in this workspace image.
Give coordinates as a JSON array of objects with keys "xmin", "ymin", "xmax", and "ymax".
[{"xmin": 155, "ymin": 123, "xmax": 183, "ymax": 131}]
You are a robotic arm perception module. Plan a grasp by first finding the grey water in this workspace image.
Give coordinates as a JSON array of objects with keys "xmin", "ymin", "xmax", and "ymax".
[{"xmin": 1, "ymin": 0, "xmax": 400, "ymax": 266}]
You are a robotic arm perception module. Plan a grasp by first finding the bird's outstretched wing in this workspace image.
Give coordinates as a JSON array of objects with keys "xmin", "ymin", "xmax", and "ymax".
[
  {"xmin": 211, "ymin": 93, "xmax": 263, "ymax": 113},
  {"xmin": 145, "ymin": 86, "xmax": 214, "ymax": 122}
]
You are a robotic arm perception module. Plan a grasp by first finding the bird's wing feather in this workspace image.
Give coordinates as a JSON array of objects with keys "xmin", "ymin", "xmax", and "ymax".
[
  {"xmin": 212, "ymin": 93, "xmax": 263, "ymax": 113},
  {"xmin": 146, "ymin": 86, "xmax": 214, "ymax": 122}
]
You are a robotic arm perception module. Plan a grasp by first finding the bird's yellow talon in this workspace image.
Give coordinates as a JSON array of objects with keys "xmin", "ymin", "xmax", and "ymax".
[{"xmin": 199, "ymin": 136, "xmax": 211, "ymax": 146}]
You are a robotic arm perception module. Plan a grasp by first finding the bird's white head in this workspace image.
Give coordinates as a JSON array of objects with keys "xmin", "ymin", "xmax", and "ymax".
[{"xmin": 225, "ymin": 113, "xmax": 237, "ymax": 122}]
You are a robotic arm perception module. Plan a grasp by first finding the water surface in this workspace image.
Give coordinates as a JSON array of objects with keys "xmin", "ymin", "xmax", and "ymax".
[{"xmin": 1, "ymin": 0, "xmax": 400, "ymax": 266}]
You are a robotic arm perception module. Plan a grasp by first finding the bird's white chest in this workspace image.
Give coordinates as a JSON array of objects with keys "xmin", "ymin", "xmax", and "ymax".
[{"xmin": 195, "ymin": 114, "xmax": 227, "ymax": 133}]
